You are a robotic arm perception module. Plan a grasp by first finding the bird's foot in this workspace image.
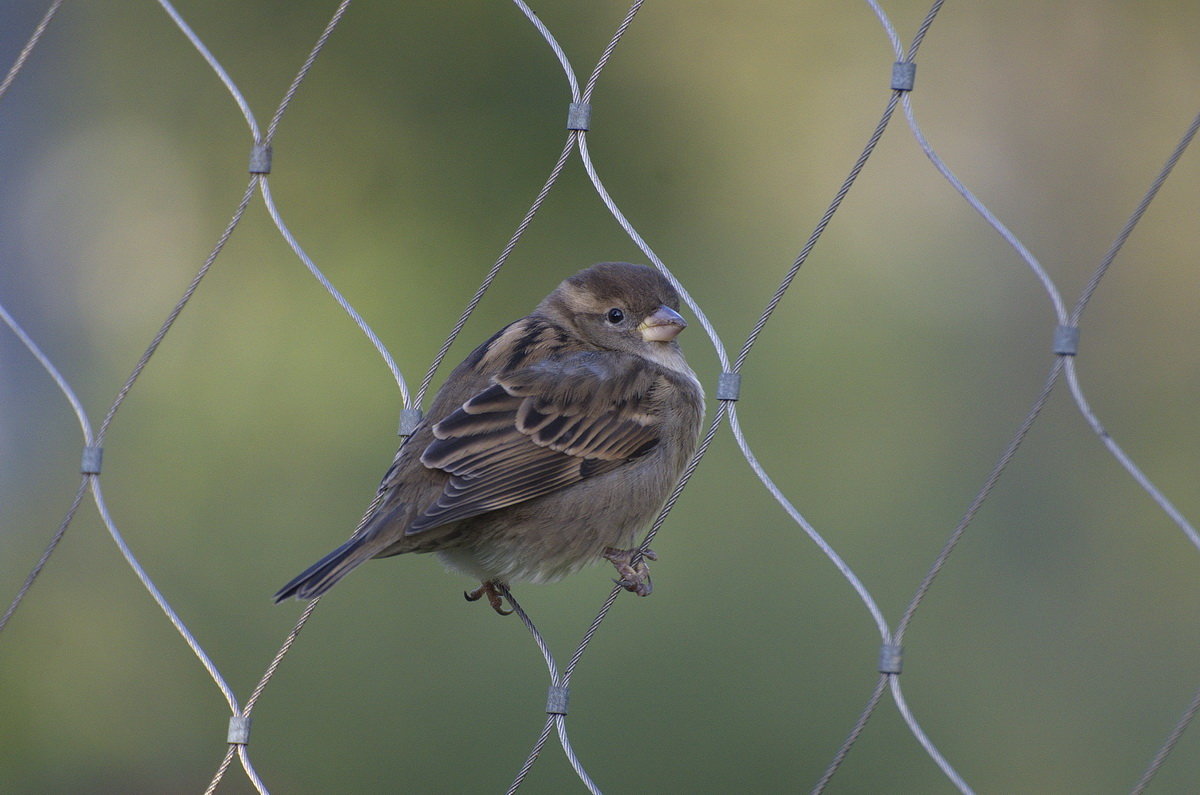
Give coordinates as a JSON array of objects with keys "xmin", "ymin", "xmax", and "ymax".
[
  {"xmin": 603, "ymin": 547, "xmax": 657, "ymax": 597},
  {"xmin": 464, "ymin": 580, "xmax": 512, "ymax": 616}
]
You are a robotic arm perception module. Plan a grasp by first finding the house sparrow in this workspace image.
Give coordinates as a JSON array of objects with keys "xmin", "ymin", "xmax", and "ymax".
[{"xmin": 274, "ymin": 262, "xmax": 704, "ymax": 614}]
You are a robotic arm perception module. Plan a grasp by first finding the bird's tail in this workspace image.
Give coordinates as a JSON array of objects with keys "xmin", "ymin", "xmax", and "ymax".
[{"xmin": 273, "ymin": 535, "xmax": 382, "ymax": 602}]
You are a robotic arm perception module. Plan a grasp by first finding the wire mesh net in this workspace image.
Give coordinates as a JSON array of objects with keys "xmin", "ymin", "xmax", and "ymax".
[{"xmin": 2, "ymin": 1, "xmax": 1199, "ymax": 792}]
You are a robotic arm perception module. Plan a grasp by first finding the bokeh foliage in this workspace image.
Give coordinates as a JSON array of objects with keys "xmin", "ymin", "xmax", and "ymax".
[{"xmin": 2, "ymin": 1, "xmax": 1199, "ymax": 792}]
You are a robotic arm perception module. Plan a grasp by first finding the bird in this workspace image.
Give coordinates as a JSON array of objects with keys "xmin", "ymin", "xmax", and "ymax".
[{"xmin": 274, "ymin": 262, "xmax": 705, "ymax": 614}]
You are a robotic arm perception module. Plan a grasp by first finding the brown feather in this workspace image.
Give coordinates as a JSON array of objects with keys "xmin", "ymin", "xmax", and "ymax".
[{"xmin": 409, "ymin": 352, "xmax": 665, "ymax": 533}]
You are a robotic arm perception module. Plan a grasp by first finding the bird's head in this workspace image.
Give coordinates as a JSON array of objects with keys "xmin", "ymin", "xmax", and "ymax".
[{"xmin": 541, "ymin": 262, "xmax": 688, "ymax": 356}]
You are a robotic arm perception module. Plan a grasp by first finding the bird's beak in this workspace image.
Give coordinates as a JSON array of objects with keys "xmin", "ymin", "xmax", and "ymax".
[{"xmin": 638, "ymin": 305, "xmax": 687, "ymax": 342}]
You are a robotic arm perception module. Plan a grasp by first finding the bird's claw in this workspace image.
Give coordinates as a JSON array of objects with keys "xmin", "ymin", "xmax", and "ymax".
[
  {"xmin": 464, "ymin": 580, "xmax": 512, "ymax": 616},
  {"xmin": 603, "ymin": 547, "xmax": 657, "ymax": 597}
]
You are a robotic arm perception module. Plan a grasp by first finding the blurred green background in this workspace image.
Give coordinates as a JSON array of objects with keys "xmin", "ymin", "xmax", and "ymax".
[{"xmin": 2, "ymin": 1, "xmax": 1199, "ymax": 792}]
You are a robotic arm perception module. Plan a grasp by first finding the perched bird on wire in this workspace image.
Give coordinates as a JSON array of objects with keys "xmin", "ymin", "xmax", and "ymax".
[{"xmin": 274, "ymin": 262, "xmax": 705, "ymax": 614}]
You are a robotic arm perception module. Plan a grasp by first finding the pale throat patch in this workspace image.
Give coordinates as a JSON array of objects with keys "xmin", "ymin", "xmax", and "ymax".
[{"xmin": 643, "ymin": 341, "xmax": 703, "ymax": 395}]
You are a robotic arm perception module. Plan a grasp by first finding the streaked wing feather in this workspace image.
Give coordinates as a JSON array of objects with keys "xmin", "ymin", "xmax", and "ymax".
[
  {"xmin": 408, "ymin": 354, "xmax": 662, "ymax": 535},
  {"xmin": 409, "ymin": 464, "xmax": 580, "ymax": 532}
]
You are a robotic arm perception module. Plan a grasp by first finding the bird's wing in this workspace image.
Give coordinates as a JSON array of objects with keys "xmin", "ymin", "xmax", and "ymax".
[{"xmin": 407, "ymin": 353, "xmax": 663, "ymax": 534}]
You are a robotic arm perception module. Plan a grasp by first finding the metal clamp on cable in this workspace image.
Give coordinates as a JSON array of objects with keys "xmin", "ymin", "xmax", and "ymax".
[
  {"xmin": 878, "ymin": 643, "xmax": 903, "ymax": 675},
  {"xmin": 567, "ymin": 101, "xmax": 591, "ymax": 131},
  {"xmin": 248, "ymin": 142, "xmax": 273, "ymax": 174},
  {"xmin": 716, "ymin": 371, "xmax": 742, "ymax": 402},
  {"xmin": 546, "ymin": 684, "xmax": 570, "ymax": 715},
  {"xmin": 891, "ymin": 61, "xmax": 916, "ymax": 92},
  {"xmin": 81, "ymin": 445, "xmax": 103, "ymax": 475},
  {"xmin": 398, "ymin": 407, "xmax": 424, "ymax": 438},
  {"xmin": 227, "ymin": 715, "xmax": 252, "ymax": 745},
  {"xmin": 1053, "ymin": 324, "xmax": 1080, "ymax": 356}
]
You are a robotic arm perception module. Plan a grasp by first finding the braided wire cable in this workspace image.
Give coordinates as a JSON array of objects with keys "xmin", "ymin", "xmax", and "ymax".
[
  {"xmin": 0, "ymin": 173, "xmax": 255, "ymax": 660},
  {"xmin": 1, "ymin": 1, "xmax": 1198, "ymax": 792},
  {"xmin": 0, "ymin": 0, "xmax": 82, "ymax": 633},
  {"xmin": 154, "ymin": 0, "xmax": 260, "ymax": 138},
  {"xmin": 0, "ymin": 0, "xmax": 64, "ymax": 105},
  {"xmin": 414, "ymin": 135, "xmax": 576, "ymax": 408},
  {"xmin": 0, "ymin": 478, "xmax": 85, "ymax": 635},
  {"xmin": 854, "ymin": 1, "xmax": 1200, "ymax": 791},
  {"xmin": 1132, "ymin": 680, "xmax": 1200, "ymax": 794},
  {"xmin": 504, "ymin": 587, "xmax": 602, "ymax": 794},
  {"xmin": 0, "ymin": 1, "xmax": 364, "ymax": 790},
  {"xmin": 811, "ymin": 676, "xmax": 889, "ymax": 794},
  {"xmin": 413, "ymin": 0, "xmax": 589, "ymax": 410}
]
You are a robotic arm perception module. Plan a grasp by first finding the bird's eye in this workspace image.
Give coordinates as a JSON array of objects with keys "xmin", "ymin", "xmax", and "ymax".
[{"xmin": 606, "ymin": 308, "xmax": 625, "ymax": 324}]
